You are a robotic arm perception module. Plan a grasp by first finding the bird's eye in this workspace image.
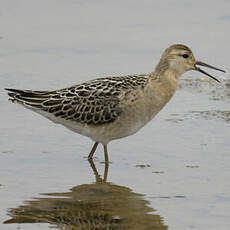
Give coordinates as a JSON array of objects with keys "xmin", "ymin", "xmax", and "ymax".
[{"xmin": 182, "ymin": 54, "xmax": 189, "ymax": 59}]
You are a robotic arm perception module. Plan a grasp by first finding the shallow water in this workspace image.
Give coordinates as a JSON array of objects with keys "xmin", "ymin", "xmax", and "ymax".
[{"xmin": 1, "ymin": 1, "xmax": 230, "ymax": 229}]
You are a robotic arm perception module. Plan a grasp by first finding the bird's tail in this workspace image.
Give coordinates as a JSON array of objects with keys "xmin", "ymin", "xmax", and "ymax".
[{"xmin": 5, "ymin": 88, "xmax": 51, "ymax": 108}]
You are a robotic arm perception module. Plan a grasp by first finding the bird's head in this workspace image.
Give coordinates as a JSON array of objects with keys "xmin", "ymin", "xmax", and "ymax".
[{"xmin": 159, "ymin": 44, "xmax": 225, "ymax": 82}]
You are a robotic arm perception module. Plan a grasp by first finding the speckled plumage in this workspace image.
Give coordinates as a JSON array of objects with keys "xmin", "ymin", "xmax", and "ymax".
[
  {"xmin": 5, "ymin": 44, "xmax": 224, "ymax": 161},
  {"xmin": 6, "ymin": 74, "xmax": 148, "ymax": 125}
]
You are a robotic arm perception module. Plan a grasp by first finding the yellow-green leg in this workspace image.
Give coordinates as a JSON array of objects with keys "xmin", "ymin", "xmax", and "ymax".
[
  {"xmin": 88, "ymin": 142, "xmax": 99, "ymax": 159},
  {"xmin": 103, "ymin": 145, "xmax": 109, "ymax": 181}
]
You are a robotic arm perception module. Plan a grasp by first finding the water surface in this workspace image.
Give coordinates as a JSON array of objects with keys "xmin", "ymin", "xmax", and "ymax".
[{"xmin": 1, "ymin": 1, "xmax": 230, "ymax": 229}]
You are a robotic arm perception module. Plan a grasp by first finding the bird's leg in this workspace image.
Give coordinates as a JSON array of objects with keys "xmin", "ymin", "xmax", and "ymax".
[
  {"xmin": 88, "ymin": 157, "xmax": 103, "ymax": 183},
  {"xmin": 88, "ymin": 142, "xmax": 99, "ymax": 159},
  {"xmin": 103, "ymin": 145, "xmax": 109, "ymax": 182}
]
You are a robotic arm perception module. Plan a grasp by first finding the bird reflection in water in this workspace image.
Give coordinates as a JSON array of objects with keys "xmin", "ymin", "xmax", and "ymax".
[{"xmin": 4, "ymin": 159, "xmax": 167, "ymax": 230}]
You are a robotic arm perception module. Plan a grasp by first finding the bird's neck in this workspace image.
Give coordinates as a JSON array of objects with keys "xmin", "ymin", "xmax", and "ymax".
[
  {"xmin": 148, "ymin": 64, "xmax": 179, "ymax": 103},
  {"xmin": 152, "ymin": 58, "xmax": 182, "ymax": 80}
]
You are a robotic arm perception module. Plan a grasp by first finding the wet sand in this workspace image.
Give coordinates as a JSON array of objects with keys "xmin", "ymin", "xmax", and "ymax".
[{"xmin": 1, "ymin": 1, "xmax": 230, "ymax": 229}]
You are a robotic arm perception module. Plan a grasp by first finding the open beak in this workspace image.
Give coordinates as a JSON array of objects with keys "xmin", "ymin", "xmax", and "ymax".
[{"xmin": 195, "ymin": 61, "xmax": 225, "ymax": 83}]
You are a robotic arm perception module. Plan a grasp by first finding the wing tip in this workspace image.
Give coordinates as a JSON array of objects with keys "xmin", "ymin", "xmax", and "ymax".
[
  {"xmin": 5, "ymin": 88, "xmax": 25, "ymax": 104},
  {"xmin": 5, "ymin": 89, "xmax": 17, "ymax": 102}
]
